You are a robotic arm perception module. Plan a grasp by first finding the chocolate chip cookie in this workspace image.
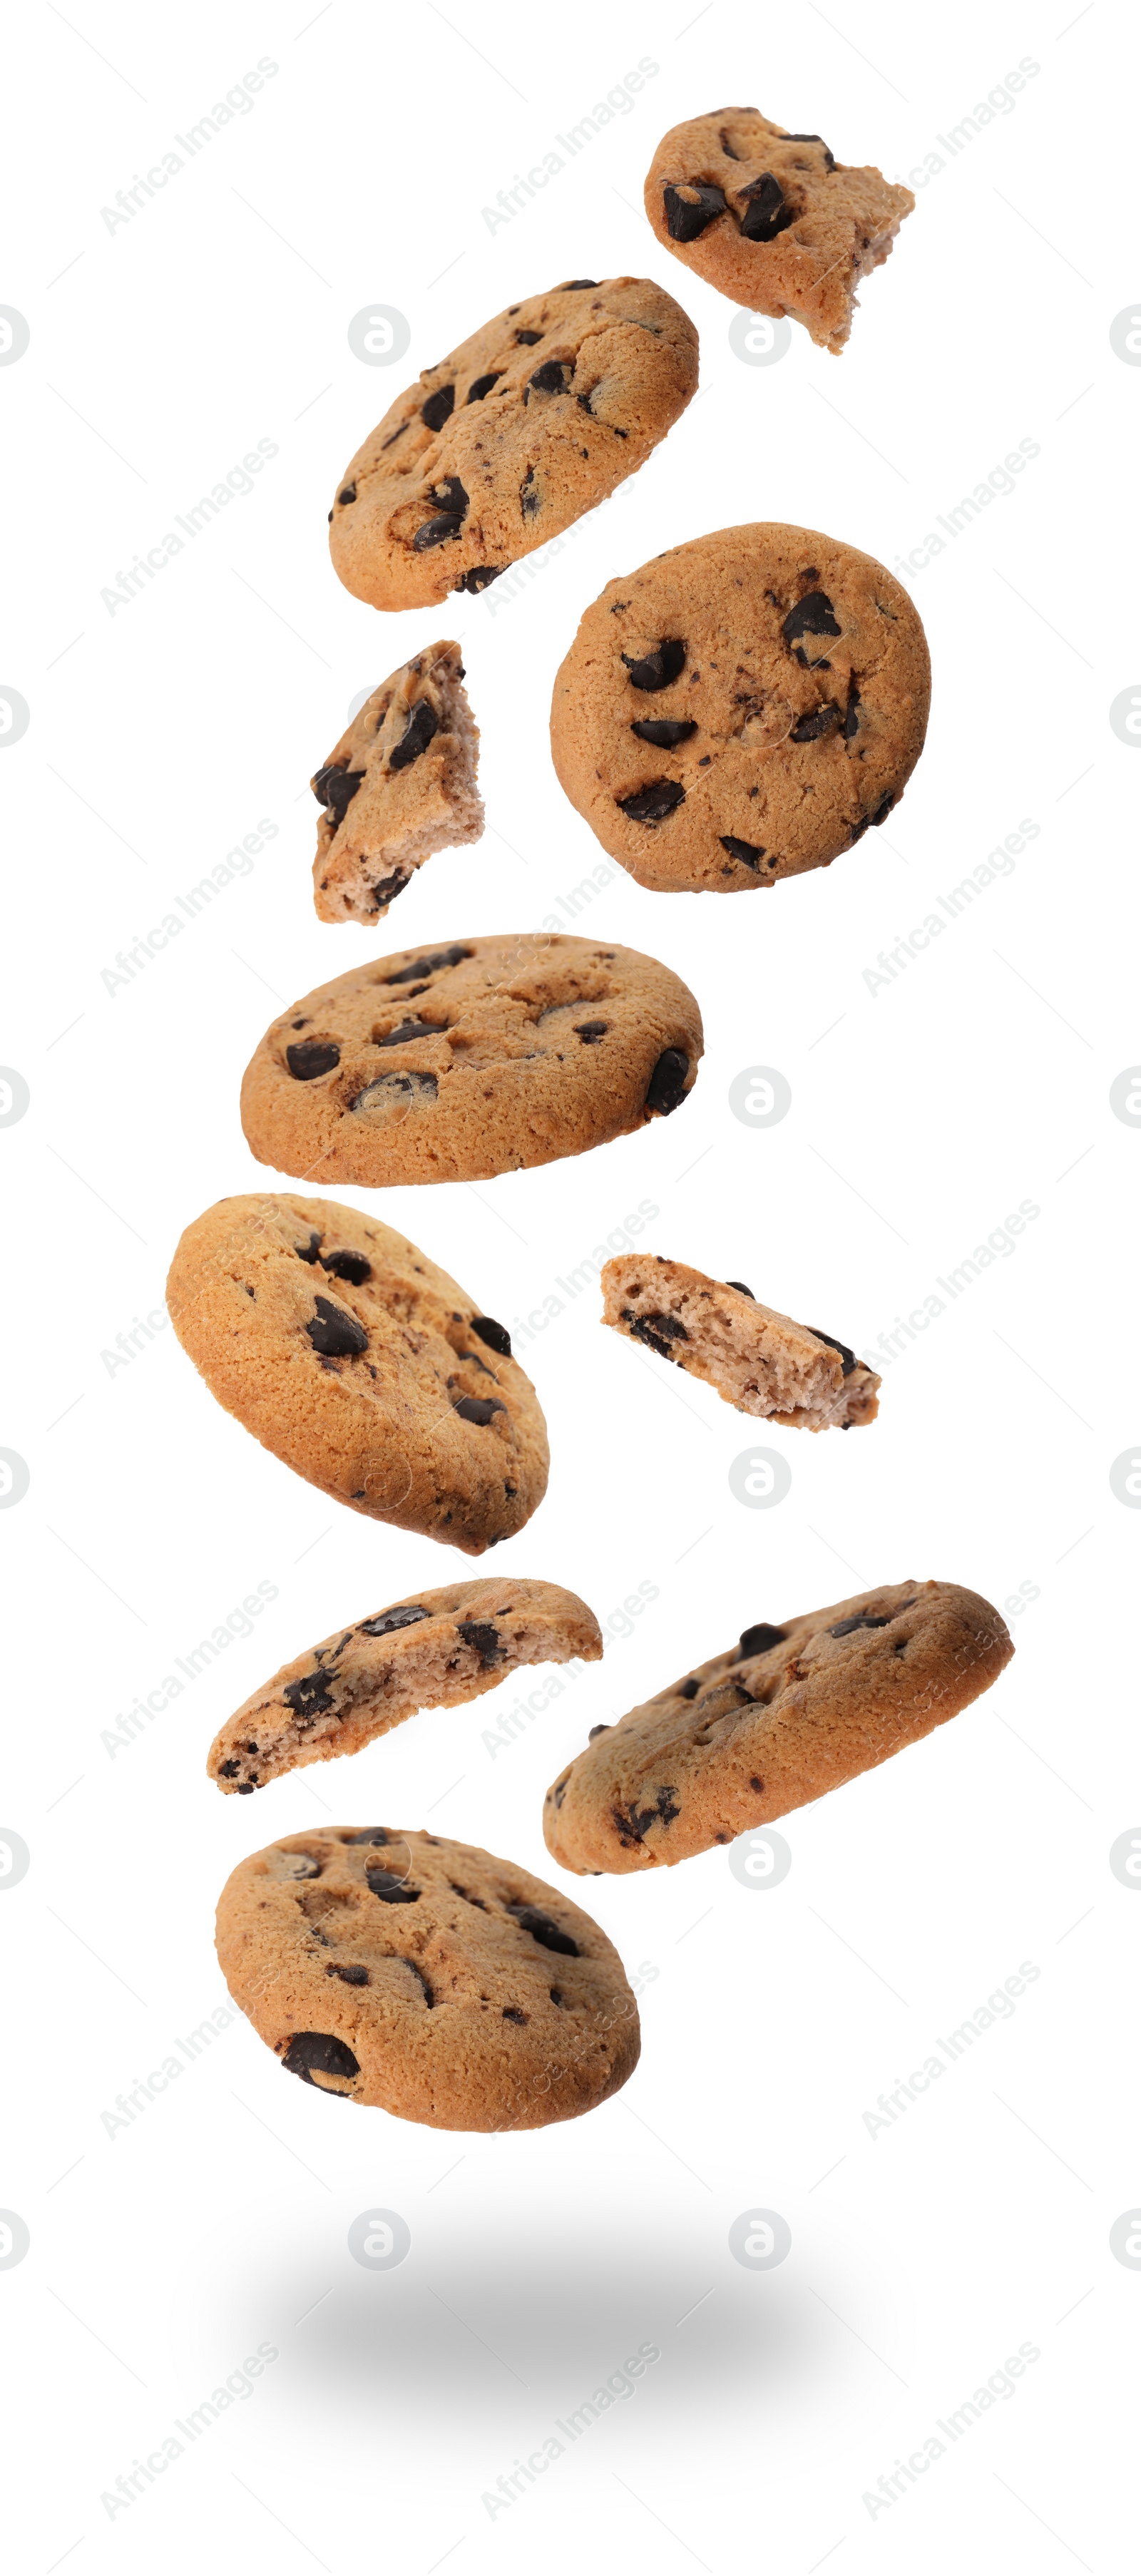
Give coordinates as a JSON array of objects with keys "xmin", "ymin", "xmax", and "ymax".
[
  {"xmin": 312, "ymin": 643, "xmax": 482, "ymax": 924},
  {"xmin": 165, "ymin": 1192, "xmax": 548, "ymax": 1552},
  {"xmin": 548, "ymin": 518, "xmax": 932, "ymax": 891},
  {"xmin": 216, "ymin": 1826, "xmax": 640, "ymax": 2129},
  {"xmin": 549, "ymin": 523, "xmax": 930, "ymax": 893},
  {"xmin": 329, "ymin": 276, "xmax": 699, "ymax": 612},
  {"xmin": 210, "ymin": 1578, "xmax": 602, "ymax": 1794},
  {"xmin": 240, "ymin": 933, "xmax": 703, "ymax": 1187},
  {"xmin": 645, "ymin": 107, "xmax": 914, "ymax": 353},
  {"xmin": 543, "ymin": 1581, "xmax": 1013, "ymax": 1874},
  {"xmin": 601, "ymin": 1254, "xmax": 880, "ymax": 1428}
]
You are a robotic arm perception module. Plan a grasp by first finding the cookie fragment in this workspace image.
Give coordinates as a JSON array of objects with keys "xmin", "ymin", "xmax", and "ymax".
[
  {"xmin": 601, "ymin": 1254, "xmax": 880, "ymax": 1429},
  {"xmin": 544, "ymin": 1583, "xmax": 1014, "ymax": 1874},
  {"xmin": 312, "ymin": 643, "xmax": 483, "ymax": 926}
]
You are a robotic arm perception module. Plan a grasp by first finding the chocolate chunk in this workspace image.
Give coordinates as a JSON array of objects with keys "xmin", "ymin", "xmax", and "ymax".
[
  {"xmin": 645, "ymin": 1048, "xmax": 690, "ymax": 1115},
  {"xmin": 342, "ymin": 1829, "xmax": 392, "ymax": 1844},
  {"xmin": 378, "ymin": 1016, "xmax": 443, "ymax": 1048},
  {"xmin": 282, "ymin": 1668, "xmax": 337, "ymax": 1721},
  {"xmin": 455, "ymin": 566, "xmax": 505, "ymax": 593},
  {"xmin": 515, "ymin": 327, "xmax": 543, "ymax": 344},
  {"xmin": 779, "ymin": 131, "xmax": 836, "ymax": 170},
  {"xmin": 366, "ymin": 1867, "xmax": 420, "ymax": 1903},
  {"xmin": 807, "ymin": 1327, "xmax": 856, "ymax": 1376},
  {"xmin": 843, "ymin": 682, "xmax": 861, "ymax": 740},
  {"xmin": 502, "ymin": 2005, "xmax": 528, "ymax": 2024},
  {"xmin": 358, "ymin": 1604, "xmax": 431, "ymax": 1638},
  {"xmin": 676, "ymin": 1679, "xmax": 699, "ymax": 1700},
  {"xmin": 623, "ymin": 638, "xmax": 686, "ymax": 692},
  {"xmin": 325, "ymin": 1963, "xmax": 369, "ymax": 1985},
  {"xmin": 282, "ymin": 2032, "xmax": 359, "ymax": 2085},
  {"xmin": 720, "ymin": 834, "xmax": 765, "ymax": 867},
  {"xmin": 389, "ymin": 701, "xmax": 440, "ymax": 771},
  {"xmin": 872, "ymin": 794, "xmax": 894, "ymax": 826},
  {"xmin": 218, "ymin": 1758, "xmax": 241, "ymax": 1777},
  {"xmin": 385, "ymin": 945, "xmax": 472, "ymax": 983},
  {"xmin": 631, "ymin": 717, "xmax": 697, "ymax": 747},
  {"xmin": 588, "ymin": 1722, "xmax": 613, "ymax": 1738},
  {"xmin": 782, "ymin": 591, "xmax": 841, "ymax": 645},
  {"xmin": 313, "ymin": 762, "xmax": 365, "ymax": 821},
  {"xmin": 452, "ymin": 1395, "xmax": 506, "ymax": 1426},
  {"xmin": 506, "ymin": 1901, "xmax": 579, "ymax": 1957},
  {"xmin": 573, "ymin": 1020, "xmax": 608, "ymax": 1043},
  {"xmin": 319, "ymin": 1247, "xmax": 372, "ymax": 1286},
  {"xmin": 736, "ymin": 1623, "xmax": 787, "ymax": 1660},
  {"xmin": 520, "ymin": 465, "xmax": 540, "ymax": 518},
  {"xmin": 562, "ymin": 278, "xmax": 599, "ymax": 289},
  {"xmin": 305, "ymin": 1296, "xmax": 368, "ymax": 1358},
  {"xmin": 790, "ymin": 706, "xmax": 839, "ymax": 743},
  {"xmin": 351, "ymin": 1069, "xmax": 438, "ymax": 1114},
  {"xmin": 663, "ymin": 180, "xmax": 727, "ymax": 242},
  {"xmin": 738, "ymin": 172, "xmax": 795, "ymax": 242},
  {"xmin": 456, "ymin": 1619, "xmax": 503, "ymax": 1667},
  {"xmin": 295, "ymin": 1230, "xmax": 322, "ymax": 1263},
  {"xmin": 286, "ymin": 1040, "xmax": 340, "ymax": 1080},
  {"xmin": 470, "ymin": 1314, "xmax": 511, "ymax": 1357},
  {"xmin": 413, "ymin": 484, "xmax": 466, "ymax": 550},
  {"xmin": 421, "ymin": 384, "xmax": 455, "ymax": 431},
  {"xmin": 828, "ymin": 1613, "xmax": 891, "ymax": 1639},
  {"xmin": 337, "ymin": 483, "xmax": 356, "ymax": 506},
  {"xmin": 430, "ymin": 475, "xmax": 468, "ymax": 516},
  {"xmin": 528, "ymin": 357, "xmax": 573, "ymax": 395},
  {"xmin": 371, "ymin": 868, "xmax": 411, "ymax": 906},
  {"xmin": 399, "ymin": 1956, "xmax": 434, "ymax": 2005},
  {"xmin": 617, "ymin": 779, "xmax": 685, "ymax": 823},
  {"xmin": 726, "ymin": 1279, "xmax": 755, "ymax": 1298},
  {"xmin": 466, "ymin": 370, "xmax": 503, "ymax": 402},
  {"xmin": 612, "ymin": 1786, "xmax": 680, "ymax": 1844},
  {"xmin": 623, "ymin": 1307, "xmax": 689, "ymax": 1363}
]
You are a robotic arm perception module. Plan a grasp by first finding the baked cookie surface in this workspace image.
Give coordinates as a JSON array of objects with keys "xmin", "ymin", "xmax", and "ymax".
[
  {"xmin": 644, "ymin": 106, "xmax": 914, "ymax": 352},
  {"xmin": 216, "ymin": 1826, "xmax": 640, "ymax": 2130},
  {"xmin": 240, "ymin": 933, "xmax": 703, "ymax": 1187},
  {"xmin": 543, "ymin": 1580, "xmax": 1013, "ymax": 1874},
  {"xmin": 166, "ymin": 1192, "xmax": 548, "ymax": 1552},
  {"xmin": 601, "ymin": 1254, "xmax": 880, "ymax": 1428},
  {"xmin": 329, "ymin": 275, "xmax": 699, "ymax": 612},
  {"xmin": 312, "ymin": 643, "xmax": 482, "ymax": 924},
  {"xmin": 550, "ymin": 523, "xmax": 930, "ymax": 893},
  {"xmin": 210, "ymin": 1577, "xmax": 602, "ymax": 1794}
]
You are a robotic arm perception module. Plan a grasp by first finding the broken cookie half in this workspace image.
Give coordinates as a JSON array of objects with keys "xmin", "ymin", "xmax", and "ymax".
[
  {"xmin": 209, "ymin": 1576, "xmax": 602, "ymax": 1793},
  {"xmin": 312, "ymin": 641, "xmax": 483, "ymax": 924},
  {"xmin": 600, "ymin": 1253, "xmax": 880, "ymax": 1429}
]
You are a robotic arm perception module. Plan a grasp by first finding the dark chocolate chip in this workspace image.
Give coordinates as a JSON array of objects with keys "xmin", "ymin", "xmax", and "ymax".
[
  {"xmin": 466, "ymin": 371, "xmax": 503, "ymax": 402},
  {"xmin": 502, "ymin": 2005, "xmax": 528, "ymax": 2024},
  {"xmin": 414, "ymin": 511, "xmax": 464, "ymax": 551},
  {"xmin": 515, "ymin": 327, "xmax": 543, "ymax": 344},
  {"xmin": 736, "ymin": 1623, "xmax": 788, "ymax": 1660},
  {"xmin": 452, "ymin": 1395, "xmax": 506, "ymax": 1426},
  {"xmin": 631, "ymin": 717, "xmax": 697, "ymax": 746},
  {"xmin": 720, "ymin": 834, "xmax": 766, "ymax": 867},
  {"xmin": 617, "ymin": 779, "xmax": 685, "ymax": 823},
  {"xmin": 828, "ymin": 1613, "xmax": 891, "ymax": 1639},
  {"xmin": 319, "ymin": 1247, "xmax": 372, "ymax": 1286},
  {"xmin": 726, "ymin": 1279, "xmax": 755, "ymax": 1298},
  {"xmin": 807, "ymin": 1327, "xmax": 857, "ymax": 1376},
  {"xmin": 663, "ymin": 180, "xmax": 727, "ymax": 241},
  {"xmin": 456, "ymin": 1618, "xmax": 503, "ymax": 1668},
  {"xmin": 325, "ymin": 1963, "xmax": 369, "ymax": 1985},
  {"xmin": 506, "ymin": 1901, "xmax": 579, "ymax": 1957},
  {"xmin": 282, "ymin": 2032, "xmax": 359, "ymax": 2086},
  {"xmin": 573, "ymin": 1019, "xmax": 608, "ymax": 1043},
  {"xmin": 371, "ymin": 868, "xmax": 411, "ymax": 906},
  {"xmin": 305, "ymin": 1296, "xmax": 368, "ymax": 1358},
  {"xmin": 676, "ymin": 1679, "xmax": 699, "ymax": 1700},
  {"xmin": 470, "ymin": 1314, "xmax": 511, "ymax": 1356},
  {"xmin": 286, "ymin": 1040, "xmax": 340, "ymax": 1080},
  {"xmin": 779, "ymin": 131, "xmax": 836, "ymax": 170},
  {"xmin": 749, "ymin": 1776, "xmax": 764, "ymax": 1793},
  {"xmin": 612, "ymin": 1786, "xmax": 680, "ymax": 1844},
  {"xmin": 645, "ymin": 1048, "xmax": 690, "ymax": 1116},
  {"xmin": 843, "ymin": 682, "xmax": 861, "ymax": 740},
  {"xmin": 782, "ymin": 591, "xmax": 841, "ymax": 645},
  {"xmin": 588, "ymin": 1722, "xmax": 613, "ymax": 1738},
  {"xmin": 528, "ymin": 357, "xmax": 573, "ymax": 395},
  {"xmin": 358, "ymin": 1604, "xmax": 431, "ymax": 1638},
  {"xmin": 385, "ymin": 946, "xmax": 472, "ymax": 983},
  {"xmin": 389, "ymin": 701, "xmax": 440, "ymax": 771},
  {"xmin": 455, "ymin": 565, "xmax": 505, "ymax": 593},
  {"xmin": 352, "ymin": 1069, "xmax": 438, "ymax": 1113},
  {"xmin": 399, "ymin": 1957, "xmax": 434, "ymax": 2006},
  {"xmin": 623, "ymin": 1307, "xmax": 689, "ymax": 1364},
  {"xmin": 429, "ymin": 475, "xmax": 467, "ymax": 516},
  {"xmin": 421, "ymin": 384, "xmax": 455, "ymax": 431},
  {"xmin": 295, "ymin": 1230, "xmax": 322, "ymax": 1264},
  {"xmin": 737, "ymin": 171, "xmax": 795, "ymax": 242},
  {"xmin": 342, "ymin": 1829, "xmax": 392, "ymax": 1844},
  {"xmin": 622, "ymin": 638, "xmax": 686, "ymax": 692},
  {"xmin": 377, "ymin": 1016, "xmax": 444, "ymax": 1046},
  {"xmin": 313, "ymin": 762, "xmax": 365, "ymax": 820},
  {"xmin": 562, "ymin": 278, "xmax": 599, "ymax": 289},
  {"xmin": 790, "ymin": 706, "xmax": 839, "ymax": 743},
  {"xmin": 282, "ymin": 1668, "xmax": 337, "ymax": 1721},
  {"xmin": 872, "ymin": 794, "xmax": 894, "ymax": 826},
  {"xmin": 218, "ymin": 1758, "xmax": 241, "ymax": 1777},
  {"xmin": 337, "ymin": 483, "xmax": 357, "ymax": 505},
  {"xmin": 366, "ymin": 1867, "xmax": 420, "ymax": 1903}
]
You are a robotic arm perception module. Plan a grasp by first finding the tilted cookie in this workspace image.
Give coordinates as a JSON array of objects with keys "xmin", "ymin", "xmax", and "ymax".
[
  {"xmin": 644, "ymin": 106, "xmax": 914, "ymax": 353},
  {"xmin": 166, "ymin": 1192, "xmax": 548, "ymax": 1553},
  {"xmin": 240, "ymin": 933, "xmax": 702, "ymax": 1188},
  {"xmin": 550, "ymin": 524, "xmax": 930, "ymax": 893},
  {"xmin": 601, "ymin": 1254, "xmax": 879, "ymax": 1429},
  {"xmin": 216, "ymin": 1826, "xmax": 640, "ymax": 2130},
  {"xmin": 209, "ymin": 1578, "xmax": 602, "ymax": 1794},
  {"xmin": 329, "ymin": 275, "xmax": 699, "ymax": 612},
  {"xmin": 543, "ymin": 1580, "xmax": 1013, "ymax": 1874},
  {"xmin": 312, "ymin": 643, "xmax": 482, "ymax": 925}
]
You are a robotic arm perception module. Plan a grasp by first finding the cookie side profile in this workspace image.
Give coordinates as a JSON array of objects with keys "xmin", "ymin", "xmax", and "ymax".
[
  {"xmin": 239, "ymin": 933, "xmax": 703, "ymax": 1187},
  {"xmin": 601, "ymin": 1254, "xmax": 880, "ymax": 1428},
  {"xmin": 216, "ymin": 1827, "xmax": 640, "ymax": 2130},
  {"xmin": 329, "ymin": 275, "xmax": 699, "ymax": 612},
  {"xmin": 550, "ymin": 523, "xmax": 930, "ymax": 894},
  {"xmin": 312, "ymin": 643, "xmax": 483, "ymax": 925},
  {"xmin": 543, "ymin": 1580, "xmax": 1013, "ymax": 1874},
  {"xmin": 209, "ymin": 1578, "xmax": 603, "ymax": 1794},
  {"xmin": 165, "ymin": 1192, "xmax": 548, "ymax": 1552},
  {"xmin": 644, "ymin": 107, "xmax": 914, "ymax": 352}
]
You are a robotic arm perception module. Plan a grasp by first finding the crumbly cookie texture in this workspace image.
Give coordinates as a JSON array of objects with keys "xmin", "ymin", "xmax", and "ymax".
[
  {"xmin": 543, "ymin": 1580, "xmax": 1013, "ymax": 1874},
  {"xmin": 165, "ymin": 1192, "xmax": 548, "ymax": 1553},
  {"xmin": 644, "ymin": 106, "xmax": 914, "ymax": 352},
  {"xmin": 312, "ymin": 643, "xmax": 483, "ymax": 925},
  {"xmin": 549, "ymin": 523, "xmax": 930, "ymax": 894},
  {"xmin": 239, "ymin": 932, "xmax": 703, "ymax": 1189},
  {"xmin": 209, "ymin": 1578, "xmax": 602, "ymax": 1794},
  {"xmin": 329, "ymin": 275, "xmax": 699, "ymax": 612},
  {"xmin": 216, "ymin": 1826, "xmax": 640, "ymax": 2130},
  {"xmin": 601, "ymin": 1255, "xmax": 880, "ymax": 1429}
]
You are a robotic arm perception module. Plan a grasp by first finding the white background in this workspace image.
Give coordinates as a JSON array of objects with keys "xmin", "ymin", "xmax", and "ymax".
[{"xmin": 3, "ymin": 2, "xmax": 1137, "ymax": 2568}]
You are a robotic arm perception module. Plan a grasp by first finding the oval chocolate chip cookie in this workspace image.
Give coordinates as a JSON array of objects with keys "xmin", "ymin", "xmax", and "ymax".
[
  {"xmin": 240, "ymin": 933, "xmax": 703, "ymax": 1188},
  {"xmin": 543, "ymin": 1580, "xmax": 1013, "ymax": 1874},
  {"xmin": 209, "ymin": 1577, "xmax": 602, "ymax": 1794},
  {"xmin": 166, "ymin": 1192, "xmax": 548, "ymax": 1552},
  {"xmin": 312, "ymin": 642, "xmax": 483, "ymax": 924},
  {"xmin": 644, "ymin": 106, "xmax": 914, "ymax": 353},
  {"xmin": 216, "ymin": 1826, "xmax": 640, "ymax": 2130},
  {"xmin": 601, "ymin": 1254, "xmax": 880, "ymax": 1428},
  {"xmin": 549, "ymin": 524, "xmax": 930, "ymax": 894},
  {"xmin": 329, "ymin": 275, "xmax": 699, "ymax": 613}
]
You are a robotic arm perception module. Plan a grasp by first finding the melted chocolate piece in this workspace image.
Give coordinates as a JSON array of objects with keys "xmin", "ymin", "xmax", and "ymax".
[
  {"xmin": 305, "ymin": 1297, "xmax": 368, "ymax": 1358},
  {"xmin": 738, "ymin": 172, "xmax": 795, "ymax": 242},
  {"xmin": 421, "ymin": 384, "xmax": 455, "ymax": 431},
  {"xmin": 313, "ymin": 762, "xmax": 365, "ymax": 821},
  {"xmin": 455, "ymin": 566, "xmax": 505, "ymax": 593},
  {"xmin": 631, "ymin": 717, "xmax": 697, "ymax": 746},
  {"xmin": 282, "ymin": 1669, "xmax": 337, "ymax": 1721},
  {"xmin": 807, "ymin": 1327, "xmax": 857, "ymax": 1376},
  {"xmin": 782, "ymin": 591, "xmax": 841, "ymax": 645},
  {"xmin": 358, "ymin": 1604, "xmax": 431, "ymax": 1638},
  {"xmin": 282, "ymin": 2032, "xmax": 359, "ymax": 2085},
  {"xmin": 325, "ymin": 1963, "xmax": 369, "ymax": 1985},
  {"xmin": 720, "ymin": 834, "xmax": 765, "ymax": 867},
  {"xmin": 663, "ymin": 180, "xmax": 727, "ymax": 241},
  {"xmin": 623, "ymin": 1307, "xmax": 689, "ymax": 1364},
  {"xmin": 828, "ymin": 1613, "xmax": 892, "ymax": 1639},
  {"xmin": 612, "ymin": 1786, "xmax": 680, "ymax": 1844},
  {"xmin": 466, "ymin": 370, "xmax": 503, "ymax": 402},
  {"xmin": 470, "ymin": 1314, "xmax": 511, "ymax": 1356},
  {"xmin": 377, "ymin": 1016, "xmax": 444, "ymax": 1048},
  {"xmin": 389, "ymin": 701, "xmax": 440, "ymax": 770},
  {"xmin": 452, "ymin": 1395, "xmax": 506, "ymax": 1426},
  {"xmin": 366, "ymin": 1866, "xmax": 420, "ymax": 1903},
  {"xmin": 319, "ymin": 1247, "xmax": 372, "ymax": 1286},
  {"xmin": 790, "ymin": 706, "xmax": 839, "ymax": 743},
  {"xmin": 337, "ymin": 483, "xmax": 356, "ymax": 505},
  {"xmin": 644, "ymin": 1048, "xmax": 690, "ymax": 1115},
  {"xmin": 725, "ymin": 1279, "xmax": 755, "ymax": 1298},
  {"xmin": 736, "ymin": 1623, "xmax": 787, "ymax": 1660},
  {"xmin": 617, "ymin": 779, "xmax": 685, "ymax": 823},
  {"xmin": 506, "ymin": 1901, "xmax": 579, "ymax": 1956},
  {"xmin": 286, "ymin": 1040, "xmax": 339, "ymax": 1080},
  {"xmin": 384, "ymin": 945, "xmax": 471, "ymax": 983},
  {"xmin": 622, "ymin": 638, "xmax": 686, "ymax": 692},
  {"xmin": 456, "ymin": 1618, "xmax": 503, "ymax": 1668}
]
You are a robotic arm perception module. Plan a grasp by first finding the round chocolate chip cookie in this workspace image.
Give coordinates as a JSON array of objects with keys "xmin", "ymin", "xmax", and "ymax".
[
  {"xmin": 239, "ymin": 933, "xmax": 703, "ymax": 1187},
  {"xmin": 166, "ymin": 1192, "xmax": 548, "ymax": 1552},
  {"xmin": 543, "ymin": 1580, "xmax": 1013, "ymax": 1874},
  {"xmin": 329, "ymin": 275, "xmax": 699, "ymax": 613},
  {"xmin": 549, "ymin": 524, "xmax": 930, "ymax": 894},
  {"xmin": 209, "ymin": 1577, "xmax": 603, "ymax": 1794},
  {"xmin": 601, "ymin": 1254, "xmax": 880, "ymax": 1428},
  {"xmin": 644, "ymin": 106, "xmax": 914, "ymax": 353},
  {"xmin": 216, "ymin": 1827, "xmax": 640, "ymax": 2130}
]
